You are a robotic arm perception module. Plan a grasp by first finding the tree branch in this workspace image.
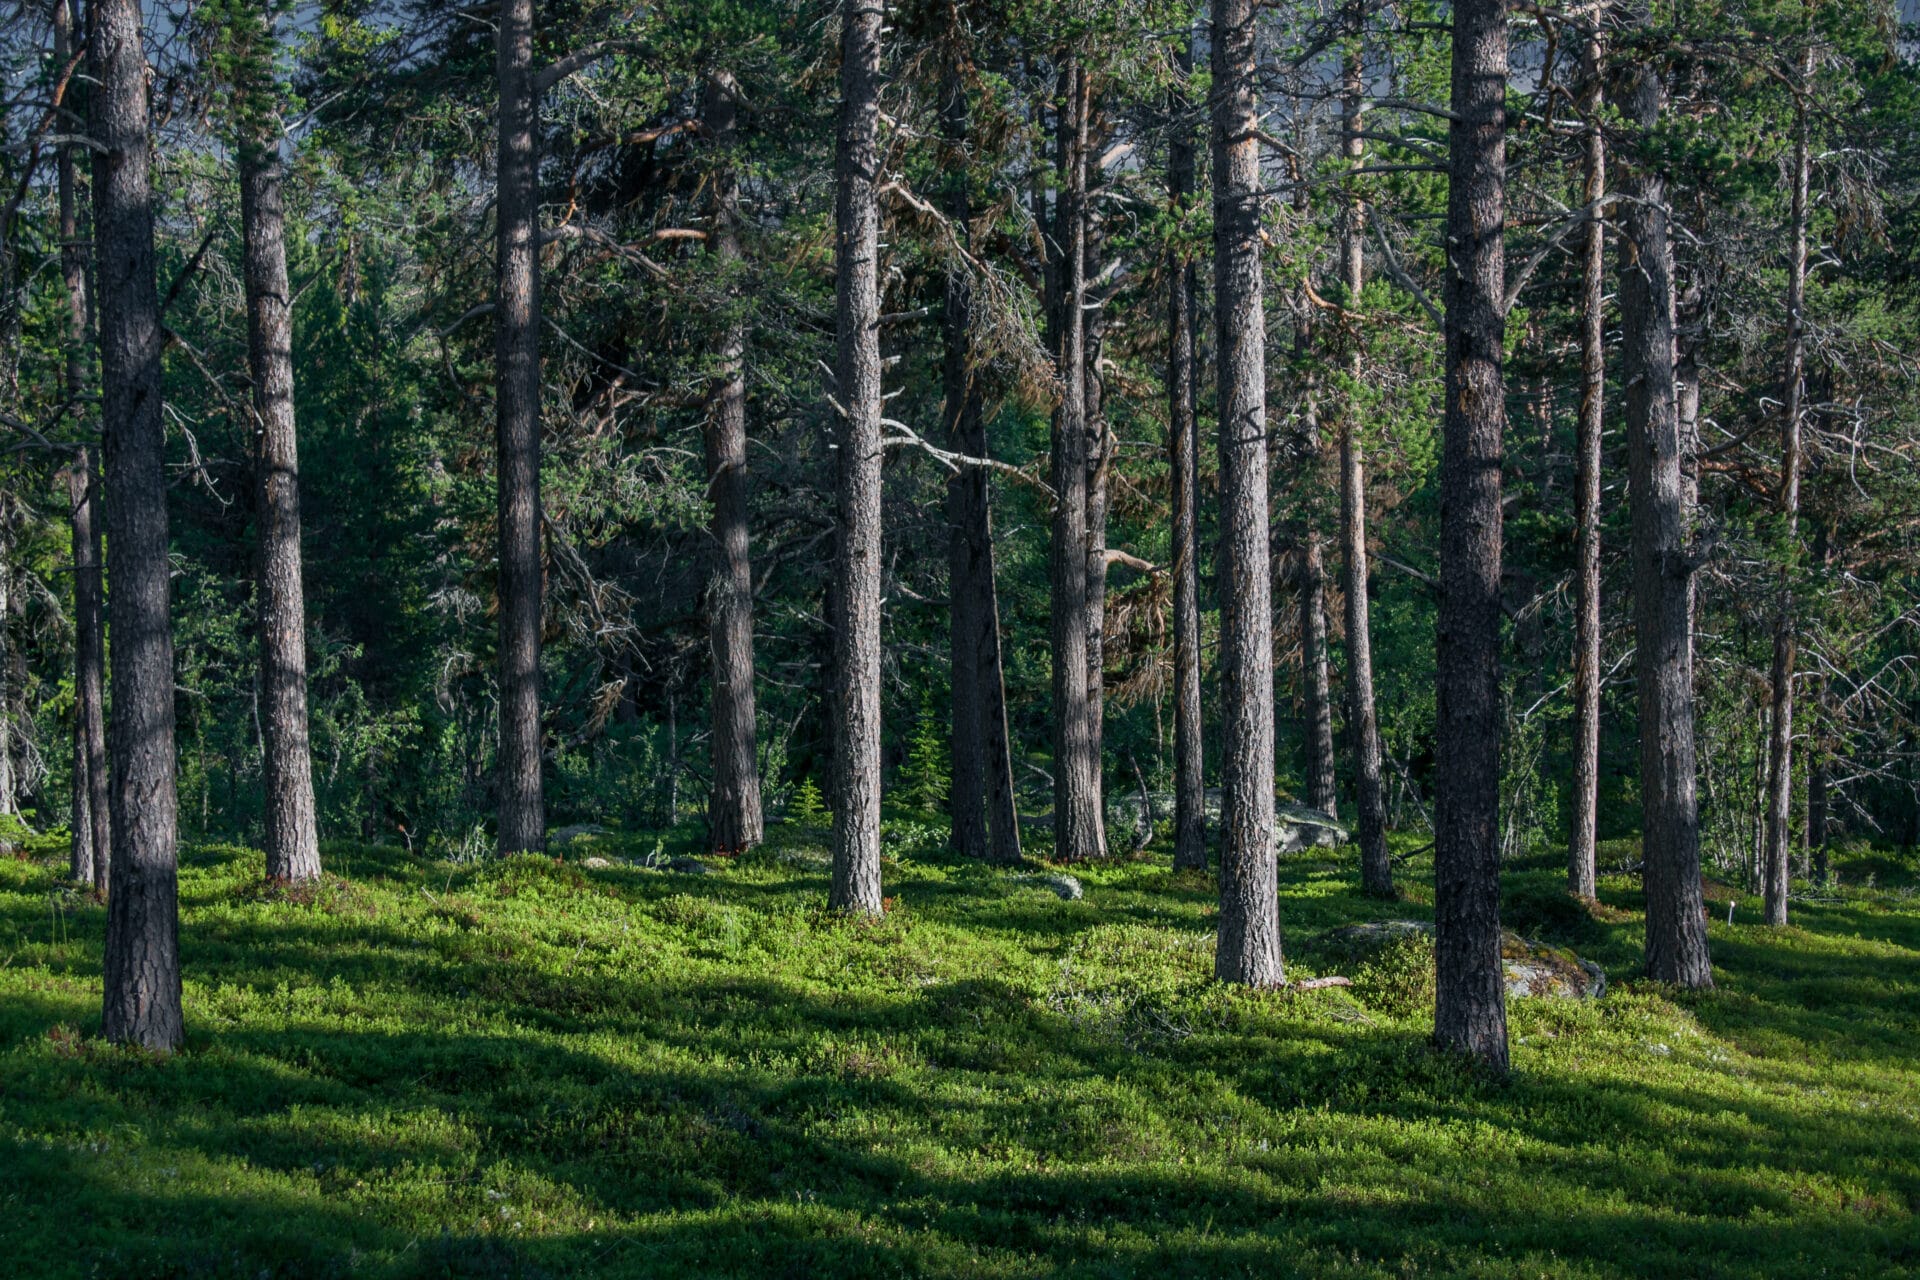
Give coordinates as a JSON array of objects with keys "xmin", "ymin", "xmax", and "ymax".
[
  {"xmin": 534, "ymin": 39, "xmax": 646, "ymax": 94},
  {"xmin": 880, "ymin": 419, "xmax": 1056, "ymax": 502}
]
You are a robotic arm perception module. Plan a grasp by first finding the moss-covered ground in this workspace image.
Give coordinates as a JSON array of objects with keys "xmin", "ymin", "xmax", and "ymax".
[{"xmin": 2, "ymin": 822, "xmax": 1916, "ymax": 1278}]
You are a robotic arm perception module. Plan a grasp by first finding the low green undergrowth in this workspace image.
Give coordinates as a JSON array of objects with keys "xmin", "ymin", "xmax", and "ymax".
[{"xmin": 0, "ymin": 825, "xmax": 1915, "ymax": 1278}]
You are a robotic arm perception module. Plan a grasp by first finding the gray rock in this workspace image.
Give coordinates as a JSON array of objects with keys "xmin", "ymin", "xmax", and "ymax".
[
  {"xmin": 1011, "ymin": 873, "xmax": 1083, "ymax": 901},
  {"xmin": 1275, "ymin": 803, "xmax": 1348, "ymax": 853},
  {"xmin": 580, "ymin": 855, "xmax": 615, "ymax": 869},
  {"xmin": 1329, "ymin": 919, "xmax": 1607, "ymax": 999},
  {"xmin": 666, "ymin": 856, "xmax": 713, "ymax": 875},
  {"xmin": 1041, "ymin": 874, "xmax": 1083, "ymax": 901},
  {"xmin": 551, "ymin": 823, "xmax": 612, "ymax": 848},
  {"xmin": 1330, "ymin": 920, "xmax": 1435, "ymax": 946}
]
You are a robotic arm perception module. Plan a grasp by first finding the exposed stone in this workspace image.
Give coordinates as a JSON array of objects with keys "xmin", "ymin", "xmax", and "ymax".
[
  {"xmin": 1275, "ymin": 803, "xmax": 1347, "ymax": 853},
  {"xmin": 551, "ymin": 823, "xmax": 612, "ymax": 848},
  {"xmin": 580, "ymin": 856, "xmax": 614, "ymax": 869},
  {"xmin": 1328, "ymin": 920, "xmax": 1607, "ymax": 999},
  {"xmin": 1012, "ymin": 873, "xmax": 1083, "ymax": 901},
  {"xmin": 1103, "ymin": 792, "xmax": 1348, "ymax": 851},
  {"xmin": 666, "ymin": 856, "xmax": 713, "ymax": 875}
]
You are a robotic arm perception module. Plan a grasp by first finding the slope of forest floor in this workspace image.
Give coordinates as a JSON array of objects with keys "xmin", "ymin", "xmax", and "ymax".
[{"xmin": 1, "ymin": 820, "xmax": 1916, "ymax": 1278}]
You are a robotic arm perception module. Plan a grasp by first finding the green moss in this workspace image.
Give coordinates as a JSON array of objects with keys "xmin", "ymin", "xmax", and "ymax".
[{"xmin": 0, "ymin": 835, "xmax": 1915, "ymax": 1278}]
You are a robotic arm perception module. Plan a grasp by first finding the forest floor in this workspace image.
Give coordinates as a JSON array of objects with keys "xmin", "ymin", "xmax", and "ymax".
[{"xmin": 1, "ymin": 819, "xmax": 1917, "ymax": 1279}]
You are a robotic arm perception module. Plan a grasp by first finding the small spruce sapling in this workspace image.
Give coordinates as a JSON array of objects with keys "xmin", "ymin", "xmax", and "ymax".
[
  {"xmin": 898, "ymin": 696, "xmax": 950, "ymax": 814},
  {"xmin": 790, "ymin": 777, "xmax": 829, "ymax": 827}
]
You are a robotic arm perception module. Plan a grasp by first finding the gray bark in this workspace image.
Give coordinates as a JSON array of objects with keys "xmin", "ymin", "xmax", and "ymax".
[
  {"xmin": 1167, "ymin": 45, "xmax": 1206, "ymax": 873},
  {"xmin": 702, "ymin": 75, "xmax": 764, "ymax": 855},
  {"xmin": 1301, "ymin": 532, "xmax": 1338, "ymax": 819},
  {"xmin": 1569, "ymin": 31, "xmax": 1606, "ymax": 902},
  {"xmin": 1049, "ymin": 63, "xmax": 1106, "ymax": 864},
  {"xmin": 1806, "ymin": 682, "xmax": 1829, "ymax": 885},
  {"xmin": 239, "ymin": 31, "xmax": 322, "ymax": 884},
  {"xmin": 1085, "ymin": 150, "xmax": 1110, "ymax": 802},
  {"xmin": 95, "ymin": 0, "xmax": 184, "ymax": 1051},
  {"xmin": 495, "ymin": 0, "xmax": 546, "ymax": 853},
  {"xmin": 68, "ymin": 452, "xmax": 110, "ymax": 891},
  {"xmin": 58, "ymin": 0, "xmax": 109, "ymax": 890},
  {"xmin": 1211, "ymin": 0, "xmax": 1283, "ymax": 986},
  {"xmin": 1618, "ymin": 43, "xmax": 1713, "ymax": 988},
  {"xmin": 829, "ymin": 0, "xmax": 885, "ymax": 913},
  {"xmin": 1434, "ymin": 0, "xmax": 1510, "ymax": 1067},
  {"xmin": 0, "ymin": 543, "xmax": 11, "ymax": 819},
  {"xmin": 1763, "ymin": 56, "xmax": 1812, "ymax": 927},
  {"xmin": 940, "ymin": 58, "xmax": 1020, "ymax": 865},
  {"xmin": 1338, "ymin": 15, "xmax": 1388, "ymax": 895}
]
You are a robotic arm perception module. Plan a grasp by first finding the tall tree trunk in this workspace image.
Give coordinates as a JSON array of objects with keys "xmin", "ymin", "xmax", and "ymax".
[
  {"xmin": 0, "ymin": 542, "xmax": 11, "ymax": 821},
  {"xmin": 1050, "ymin": 62, "xmax": 1106, "ymax": 864},
  {"xmin": 495, "ymin": 0, "xmax": 546, "ymax": 854},
  {"xmin": 58, "ymin": 0, "xmax": 108, "ymax": 890},
  {"xmin": 68, "ymin": 453, "xmax": 110, "ymax": 891},
  {"xmin": 1167, "ymin": 44, "xmax": 1207, "ymax": 873},
  {"xmin": 1569, "ymin": 29, "xmax": 1607, "ymax": 902},
  {"xmin": 980, "ymin": 591, "xmax": 1023, "ymax": 864},
  {"xmin": 1806, "ymin": 687, "xmax": 1829, "ymax": 885},
  {"xmin": 65, "ymin": 468, "xmax": 89, "ymax": 880},
  {"xmin": 829, "ymin": 0, "xmax": 884, "ymax": 913},
  {"xmin": 1618, "ymin": 42, "xmax": 1713, "ymax": 988},
  {"xmin": 1805, "ymin": 521, "xmax": 1834, "ymax": 885},
  {"xmin": 702, "ymin": 74, "xmax": 764, "ymax": 855},
  {"xmin": 94, "ymin": 0, "xmax": 183, "ymax": 1052},
  {"xmin": 238, "ymin": 34, "xmax": 322, "ymax": 884},
  {"xmin": 940, "ymin": 58, "xmax": 1021, "ymax": 865},
  {"xmin": 1301, "ymin": 532, "xmax": 1338, "ymax": 818},
  {"xmin": 6, "ymin": 578, "xmax": 24, "ymax": 814},
  {"xmin": 1763, "ymin": 56, "xmax": 1812, "ymax": 927},
  {"xmin": 1211, "ymin": 0, "xmax": 1282, "ymax": 986},
  {"xmin": 1677, "ymin": 280, "xmax": 1703, "ymax": 650},
  {"xmin": 0, "ymin": 0, "xmax": 35, "ymax": 826},
  {"xmin": 1434, "ymin": 0, "xmax": 1510, "ymax": 1067},
  {"xmin": 1338, "ymin": 15, "xmax": 1389, "ymax": 895},
  {"xmin": 1084, "ymin": 149, "xmax": 1110, "ymax": 817},
  {"xmin": 1291, "ymin": 116, "xmax": 1336, "ymax": 827},
  {"xmin": 944, "ymin": 59, "xmax": 985, "ymax": 863},
  {"xmin": 1802, "ymin": 678, "xmax": 1823, "ymax": 862}
]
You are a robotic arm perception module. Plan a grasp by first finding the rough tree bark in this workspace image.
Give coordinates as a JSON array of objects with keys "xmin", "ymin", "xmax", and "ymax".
[
  {"xmin": 0, "ymin": 540, "xmax": 11, "ymax": 820},
  {"xmin": 940, "ymin": 58, "xmax": 1021, "ymax": 865},
  {"xmin": 1569, "ymin": 27, "xmax": 1606, "ymax": 902},
  {"xmin": 979, "ymin": 589, "xmax": 1022, "ymax": 864},
  {"xmin": 828, "ymin": 0, "xmax": 885, "ymax": 913},
  {"xmin": 1434, "ymin": 0, "xmax": 1510, "ymax": 1067},
  {"xmin": 238, "ymin": 18, "xmax": 322, "ymax": 884},
  {"xmin": 67, "ymin": 454, "xmax": 111, "ymax": 890},
  {"xmin": 1211, "ymin": 0, "xmax": 1282, "ymax": 986},
  {"xmin": 94, "ymin": 0, "xmax": 184, "ymax": 1051},
  {"xmin": 1337, "ymin": 12, "xmax": 1389, "ymax": 896},
  {"xmin": 1049, "ymin": 62, "xmax": 1106, "ymax": 864},
  {"xmin": 1763, "ymin": 55, "xmax": 1812, "ymax": 927},
  {"xmin": 1167, "ymin": 44, "xmax": 1207, "ymax": 873},
  {"xmin": 1291, "ymin": 112, "xmax": 1336, "ymax": 826},
  {"xmin": 1618, "ymin": 40, "xmax": 1714, "ymax": 988},
  {"xmin": 57, "ymin": 0, "xmax": 109, "ymax": 890},
  {"xmin": 1301, "ymin": 532, "xmax": 1338, "ymax": 819},
  {"xmin": 495, "ymin": 0, "xmax": 546, "ymax": 854},
  {"xmin": 1084, "ymin": 130, "xmax": 1110, "ymax": 813},
  {"xmin": 1806, "ymin": 678, "xmax": 1829, "ymax": 885},
  {"xmin": 701, "ymin": 73, "xmax": 764, "ymax": 855},
  {"xmin": 943, "ymin": 55, "xmax": 985, "ymax": 863}
]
